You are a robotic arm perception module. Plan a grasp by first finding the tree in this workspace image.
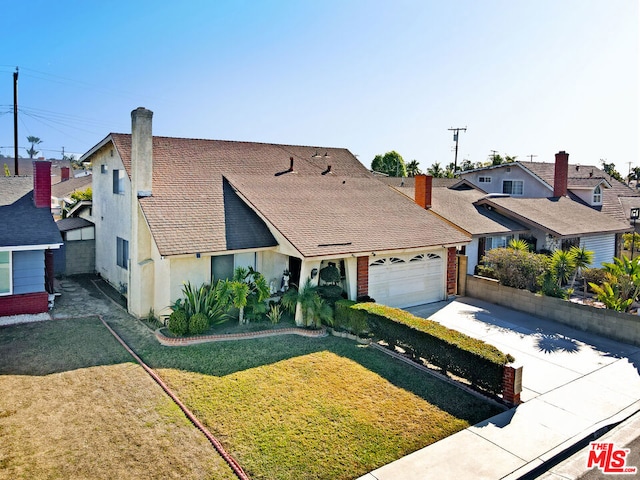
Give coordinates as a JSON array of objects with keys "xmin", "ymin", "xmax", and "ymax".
[
  {"xmin": 568, "ymin": 245, "xmax": 594, "ymax": 295},
  {"xmin": 281, "ymin": 278, "xmax": 333, "ymax": 328},
  {"xmin": 218, "ymin": 267, "xmax": 270, "ymax": 324},
  {"xmin": 371, "ymin": 151, "xmax": 407, "ymax": 177},
  {"xmin": 628, "ymin": 166, "xmax": 640, "ymax": 184},
  {"xmin": 26, "ymin": 136, "xmax": 42, "ymax": 159},
  {"xmin": 488, "ymin": 152, "xmax": 517, "ymax": 166},
  {"xmin": 426, "ymin": 162, "xmax": 445, "ymax": 178},
  {"xmin": 444, "ymin": 162, "xmax": 457, "ymax": 178},
  {"xmin": 600, "ymin": 160, "xmax": 624, "ymax": 182},
  {"xmin": 406, "ymin": 160, "xmax": 421, "ymax": 177}
]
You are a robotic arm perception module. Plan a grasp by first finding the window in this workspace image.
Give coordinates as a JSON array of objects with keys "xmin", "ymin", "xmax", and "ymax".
[
  {"xmin": 113, "ymin": 169, "xmax": 125, "ymax": 194},
  {"xmin": 502, "ymin": 180, "xmax": 523, "ymax": 196},
  {"xmin": 478, "ymin": 176, "xmax": 492, "ymax": 183},
  {"xmin": 593, "ymin": 185, "xmax": 602, "ymax": 204},
  {"xmin": 116, "ymin": 237, "xmax": 129, "ymax": 269},
  {"xmin": 0, "ymin": 251, "xmax": 11, "ymax": 295},
  {"xmin": 486, "ymin": 235, "xmax": 512, "ymax": 250},
  {"xmin": 101, "ymin": 164, "xmax": 108, "ymax": 174}
]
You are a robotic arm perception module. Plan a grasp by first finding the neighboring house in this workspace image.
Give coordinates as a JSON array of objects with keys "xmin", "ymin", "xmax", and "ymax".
[
  {"xmin": 79, "ymin": 108, "xmax": 470, "ymax": 319},
  {"xmin": 459, "ymin": 152, "xmax": 640, "ymax": 225},
  {"xmin": 385, "ymin": 174, "xmax": 630, "ymax": 273},
  {"xmin": 51, "ymin": 171, "xmax": 92, "ymax": 219},
  {"xmin": 0, "ymin": 162, "xmax": 63, "ymax": 316}
]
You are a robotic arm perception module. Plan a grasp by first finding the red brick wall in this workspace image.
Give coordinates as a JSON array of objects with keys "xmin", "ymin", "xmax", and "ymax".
[
  {"xmin": 357, "ymin": 256, "xmax": 368, "ymax": 298},
  {"xmin": 447, "ymin": 247, "xmax": 457, "ymax": 295},
  {"xmin": 553, "ymin": 151, "xmax": 569, "ymax": 197},
  {"xmin": 414, "ymin": 175, "xmax": 432, "ymax": 209},
  {"xmin": 0, "ymin": 292, "xmax": 49, "ymax": 316},
  {"xmin": 33, "ymin": 161, "xmax": 52, "ymax": 208}
]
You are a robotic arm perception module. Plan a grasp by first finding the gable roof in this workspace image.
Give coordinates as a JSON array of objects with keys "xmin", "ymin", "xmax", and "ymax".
[
  {"xmin": 475, "ymin": 196, "xmax": 631, "ymax": 237},
  {"xmin": 56, "ymin": 217, "xmax": 94, "ymax": 232},
  {"xmin": 0, "ymin": 177, "xmax": 63, "ymax": 249},
  {"xmin": 51, "ymin": 174, "xmax": 92, "ymax": 199},
  {"xmin": 387, "ymin": 181, "xmax": 527, "ymax": 237},
  {"xmin": 86, "ymin": 134, "xmax": 469, "ymax": 257}
]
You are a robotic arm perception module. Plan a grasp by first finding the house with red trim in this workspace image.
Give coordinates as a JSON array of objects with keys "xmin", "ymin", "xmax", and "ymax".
[
  {"xmin": 0, "ymin": 162, "xmax": 63, "ymax": 316},
  {"xmin": 80, "ymin": 108, "xmax": 470, "ymax": 320}
]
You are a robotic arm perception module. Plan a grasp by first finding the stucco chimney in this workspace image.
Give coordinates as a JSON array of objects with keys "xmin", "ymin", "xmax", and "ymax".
[
  {"xmin": 33, "ymin": 160, "xmax": 51, "ymax": 208},
  {"xmin": 60, "ymin": 166, "xmax": 70, "ymax": 182},
  {"xmin": 553, "ymin": 151, "xmax": 569, "ymax": 197},
  {"xmin": 131, "ymin": 107, "xmax": 153, "ymax": 198},
  {"xmin": 415, "ymin": 174, "xmax": 432, "ymax": 209}
]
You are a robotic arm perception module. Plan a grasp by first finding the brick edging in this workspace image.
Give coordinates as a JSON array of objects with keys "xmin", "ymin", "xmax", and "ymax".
[{"xmin": 155, "ymin": 326, "xmax": 328, "ymax": 346}]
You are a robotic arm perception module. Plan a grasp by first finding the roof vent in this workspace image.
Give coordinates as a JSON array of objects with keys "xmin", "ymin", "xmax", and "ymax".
[{"xmin": 322, "ymin": 165, "xmax": 332, "ymax": 175}]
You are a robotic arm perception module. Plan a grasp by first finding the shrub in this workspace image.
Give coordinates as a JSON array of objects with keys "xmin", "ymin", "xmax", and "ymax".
[
  {"xmin": 582, "ymin": 268, "xmax": 607, "ymax": 291},
  {"xmin": 167, "ymin": 310, "xmax": 189, "ymax": 336},
  {"xmin": 483, "ymin": 248, "xmax": 548, "ymax": 292},
  {"xmin": 355, "ymin": 302, "xmax": 513, "ymax": 396},
  {"xmin": 188, "ymin": 312, "xmax": 209, "ymax": 335},
  {"xmin": 319, "ymin": 263, "xmax": 341, "ymax": 284},
  {"xmin": 266, "ymin": 304, "xmax": 282, "ymax": 324},
  {"xmin": 334, "ymin": 300, "xmax": 368, "ymax": 336}
]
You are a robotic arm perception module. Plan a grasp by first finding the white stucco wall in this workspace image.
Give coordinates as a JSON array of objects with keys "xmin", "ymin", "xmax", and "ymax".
[{"xmin": 92, "ymin": 147, "xmax": 132, "ymax": 295}]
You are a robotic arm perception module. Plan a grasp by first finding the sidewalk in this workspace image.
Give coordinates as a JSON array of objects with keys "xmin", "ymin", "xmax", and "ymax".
[{"xmin": 358, "ymin": 297, "xmax": 640, "ymax": 480}]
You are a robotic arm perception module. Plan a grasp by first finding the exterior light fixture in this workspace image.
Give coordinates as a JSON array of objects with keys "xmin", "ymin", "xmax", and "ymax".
[{"xmin": 311, "ymin": 268, "xmax": 318, "ymax": 278}]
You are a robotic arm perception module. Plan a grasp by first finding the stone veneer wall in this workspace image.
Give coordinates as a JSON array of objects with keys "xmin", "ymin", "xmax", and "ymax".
[{"xmin": 466, "ymin": 275, "xmax": 640, "ymax": 347}]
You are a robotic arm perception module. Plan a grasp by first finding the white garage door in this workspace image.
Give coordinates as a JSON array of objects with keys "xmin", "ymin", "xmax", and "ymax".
[{"xmin": 368, "ymin": 252, "xmax": 445, "ymax": 308}]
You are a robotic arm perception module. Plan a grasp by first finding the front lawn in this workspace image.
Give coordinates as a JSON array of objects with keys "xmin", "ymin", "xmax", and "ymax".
[
  {"xmin": 0, "ymin": 318, "xmax": 236, "ymax": 480},
  {"xmin": 108, "ymin": 313, "xmax": 503, "ymax": 480}
]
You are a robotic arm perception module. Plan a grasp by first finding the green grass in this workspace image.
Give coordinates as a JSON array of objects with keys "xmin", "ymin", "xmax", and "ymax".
[
  {"xmin": 1, "ymin": 311, "xmax": 504, "ymax": 480},
  {"xmin": 103, "ymin": 312, "xmax": 503, "ymax": 480}
]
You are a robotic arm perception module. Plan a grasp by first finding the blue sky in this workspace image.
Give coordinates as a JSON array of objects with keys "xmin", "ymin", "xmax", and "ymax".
[{"xmin": 1, "ymin": 0, "xmax": 637, "ymax": 175}]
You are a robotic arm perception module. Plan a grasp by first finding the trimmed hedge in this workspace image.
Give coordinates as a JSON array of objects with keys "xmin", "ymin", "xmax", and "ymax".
[
  {"xmin": 334, "ymin": 300, "xmax": 368, "ymax": 336},
  {"xmin": 352, "ymin": 303, "xmax": 513, "ymax": 396}
]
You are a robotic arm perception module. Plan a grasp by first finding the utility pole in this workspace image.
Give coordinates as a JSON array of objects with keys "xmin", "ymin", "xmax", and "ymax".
[
  {"xmin": 448, "ymin": 126, "xmax": 467, "ymax": 173},
  {"xmin": 13, "ymin": 67, "xmax": 18, "ymax": 176},
  {"xmin": 528, "ymin": 154, "xmax": 537, "ymax": 162}
]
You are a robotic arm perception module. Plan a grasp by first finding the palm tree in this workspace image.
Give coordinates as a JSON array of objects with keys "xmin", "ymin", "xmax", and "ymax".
[
  {"xmin": 427, "ymin": 162, "xmax": 444, "ymax": 178},
  {"xmin": 568, "ymin": 246, "xmax": 594, "ymax": 296},
  {"xmin": 281, "ymin": 278, "xmax": 333, "ymax": 328},
  {"xmin": 26, "ymin": 136, "xmax": 42, "ymax": 159},
  {"xmin": 406, "ymin": 160, "xmax": 421, "ymax": 177},
  {"xmin": 550, "ymin": 250, "xmax": 576, "ymax": 287},
  {"xmin": 218, "ymin": 267, "xmax": 269, "ymax": 324}
]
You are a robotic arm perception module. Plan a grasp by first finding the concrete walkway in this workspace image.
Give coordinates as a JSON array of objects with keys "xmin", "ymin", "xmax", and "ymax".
[{"xmin": 359, "ymin": 297, "xmax": 640, "ymax": 480}]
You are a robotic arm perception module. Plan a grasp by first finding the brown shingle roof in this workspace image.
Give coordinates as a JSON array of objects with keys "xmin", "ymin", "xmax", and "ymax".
[
  {"xmin": 476, "ymin": 196, "xmax": 631, "ymax": 237},
  {"xmin": 51, "ymin": 174, "xmax": 92, "ymax": 198},
  {"xmin": 520, "ymin": 162, "xmax": 640, "ymax": 222},
  {"xmin": 101, "ymin": 134, "xmax": 468, "ymax": 257}
]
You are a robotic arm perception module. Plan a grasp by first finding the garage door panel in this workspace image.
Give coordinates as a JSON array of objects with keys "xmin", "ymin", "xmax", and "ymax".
[{"xmin": 368, "ymin": 252, "xmax": 445, "ymax": 308}]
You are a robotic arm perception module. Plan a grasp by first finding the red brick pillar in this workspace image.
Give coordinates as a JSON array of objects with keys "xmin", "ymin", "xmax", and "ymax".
[
  {"xmin": 33, "ymin": 161, "xmax": 52, "ymax": 208},
  {"xmin": 502, "ymin": 364, "xmax": 523, "ymax": 406},
  {"xmin": 357, "ymin": 256, "xmax": 369, "ymax": 298},
  {"xmin": 446, "ymin": 247, "xmax": 457, "ymax": 295}
]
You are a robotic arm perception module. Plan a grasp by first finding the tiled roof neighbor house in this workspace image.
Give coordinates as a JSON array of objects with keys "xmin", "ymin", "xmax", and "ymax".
[
  {"xmin": 81, "ymin": 108, "xmax": 470, "ymax": 319},
  {"xmin": 0, "ymin": 163, "xmax": 63, "ymax": 316}
]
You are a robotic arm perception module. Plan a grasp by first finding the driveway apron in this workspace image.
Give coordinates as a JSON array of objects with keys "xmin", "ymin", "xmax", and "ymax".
[{"xmin": 359, "ymin": 296, "xmax": 640, "ymax": 480}]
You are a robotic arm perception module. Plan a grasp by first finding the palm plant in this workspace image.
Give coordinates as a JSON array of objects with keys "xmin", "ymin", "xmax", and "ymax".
[
  {"xmin": 217, "ymin": 267, "xmax": 270, "ymax": 324},
  {"xmin": 281, "ymin": 278, "xmax": 333, "ymax": 328},
  {"xmin": 508, "ymin": 238, "xmax": 530, "ymax": 252},
  {"xmin": 406, "ymin": 160, "xmax": 421, "ymax": 177},
  {"xmin": 26, "ymin": 136, "xmax": 42, "ymax": 159},
  {"xmin": 568, "ymin": 246, "xmax": 594, "ymax": 295},
  {"xmin": 427, "ymin": 162, "xmax": 444, "ymax": 178},
  {"xmin": 550, "ymin": 250, "xmax": 576, "ymax": 287}
]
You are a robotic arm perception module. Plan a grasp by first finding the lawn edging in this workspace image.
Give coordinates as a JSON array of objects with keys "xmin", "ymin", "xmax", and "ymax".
[{"xmin": 155, "ymin": 326, "xmax": 328, "ymax": 346}]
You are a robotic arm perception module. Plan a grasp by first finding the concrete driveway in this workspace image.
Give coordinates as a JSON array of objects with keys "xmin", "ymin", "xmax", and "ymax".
[{"xmin": 359, "ymin": 296, "xmax": 640, "ymax": 480}]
